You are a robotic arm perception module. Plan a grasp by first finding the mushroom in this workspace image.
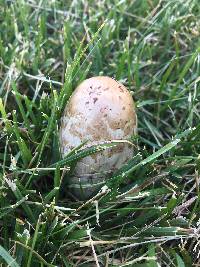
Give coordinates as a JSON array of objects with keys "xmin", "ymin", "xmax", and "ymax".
[{"xmin": 59, "ymin": 76, "xmax": 137, "ymax": 200}]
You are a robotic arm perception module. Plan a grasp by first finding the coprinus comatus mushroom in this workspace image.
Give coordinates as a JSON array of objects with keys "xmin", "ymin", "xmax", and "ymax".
[{"xmin": 60, "ymin": 76, "xmax": 137, "ymax": 200}]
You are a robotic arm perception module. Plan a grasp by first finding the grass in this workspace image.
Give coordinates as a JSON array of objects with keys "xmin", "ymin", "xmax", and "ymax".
[{"xmin": 0, "ymin": 0, "xmax": 200, "ymax": 266}]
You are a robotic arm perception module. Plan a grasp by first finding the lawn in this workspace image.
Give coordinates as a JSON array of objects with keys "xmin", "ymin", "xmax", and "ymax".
[{"xmin": 0, "ymin": 0, "xmax": 200, "ymax": 266}]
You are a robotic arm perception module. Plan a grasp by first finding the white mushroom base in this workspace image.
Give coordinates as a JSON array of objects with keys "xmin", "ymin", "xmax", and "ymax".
[{"xmin": 66, "ymin": 144, "xmax": 134, "ymax": 200}]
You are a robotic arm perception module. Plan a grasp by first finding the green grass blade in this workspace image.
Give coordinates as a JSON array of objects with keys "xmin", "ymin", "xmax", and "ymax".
[{"xmin": 0, "ymin": 245, "xmax": 20, "ymax": 267}]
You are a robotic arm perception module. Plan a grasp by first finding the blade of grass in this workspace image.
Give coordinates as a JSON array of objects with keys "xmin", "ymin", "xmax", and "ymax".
[{"xmin": 0, "ymin": 245, "xmax": 20, "ymax": 267}]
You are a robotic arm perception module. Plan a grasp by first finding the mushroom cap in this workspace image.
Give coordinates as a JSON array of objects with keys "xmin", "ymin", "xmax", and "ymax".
[{"xmin": 60, "ymin": 76, "xmax": 137, "ymax": 199}]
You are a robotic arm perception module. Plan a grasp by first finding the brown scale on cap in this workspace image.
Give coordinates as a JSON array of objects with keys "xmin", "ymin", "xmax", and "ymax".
[{"xmin": 59, "ymin": 76, "xmax": 137, "ymax": 200}]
